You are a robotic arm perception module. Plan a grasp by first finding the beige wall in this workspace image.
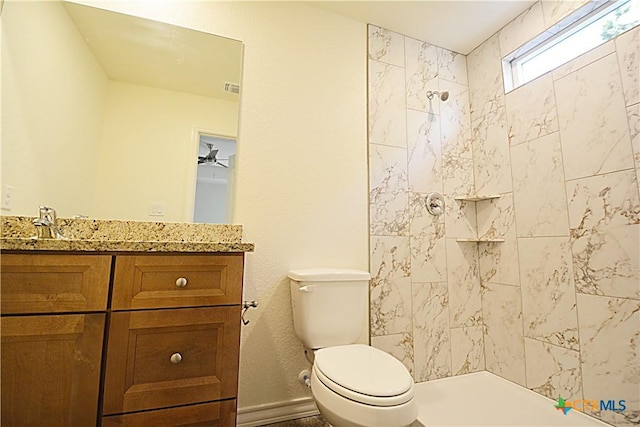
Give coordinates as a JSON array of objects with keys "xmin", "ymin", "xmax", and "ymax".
[
  {"xmin": 93, "ymin": 81, "xmax": 238, "ymax": 222},
  {"xmin": 74, "ymin": 0, "xmax": 369, "ymax": 413},
  {"xmin": 1, "ymin": 1, "xmax": 109, "ymax": 217}
]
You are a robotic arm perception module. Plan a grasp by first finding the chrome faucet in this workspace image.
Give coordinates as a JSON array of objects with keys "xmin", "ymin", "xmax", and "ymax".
[{"xmin": 32, "ymin": 206, "xmax": 64, "ymax": 239}]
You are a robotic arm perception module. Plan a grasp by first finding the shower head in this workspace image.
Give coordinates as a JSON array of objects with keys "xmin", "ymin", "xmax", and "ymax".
[{"xmin": 426, "ymin": 90, "xmax": 449, "ymax": 101}]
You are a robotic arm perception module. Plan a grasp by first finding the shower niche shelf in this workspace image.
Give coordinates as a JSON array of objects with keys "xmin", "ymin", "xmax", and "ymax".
[
  {"xmin": 454, "ymin": 194, "xmax": 501, "ymax": 202},
  {"xmin": 456, "ymin": 237, "xmax": 505, "ymax": 243},
  {"xmin": 454, "ymin": 193, "xmax": 504, "ymax": 243},
  {"xmin": 456, "ymin": 238, "xmax": 504, "ymax": 243}
]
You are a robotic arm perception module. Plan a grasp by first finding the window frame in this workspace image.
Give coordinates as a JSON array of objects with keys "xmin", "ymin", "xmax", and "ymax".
[{"xmin": 503, "ymin": 0, "xmax": 639, "ymax": 92}]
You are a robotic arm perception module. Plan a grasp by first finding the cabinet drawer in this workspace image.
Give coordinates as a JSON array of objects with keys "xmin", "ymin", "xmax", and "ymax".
[
  {"xmin": 103, "ymin": 306, "xmax": 241, "ymax": 415},
  {"xmin": 0, "ymin": 253, "xmax": 111, "ymax": 314},
  {"xmin": 102, "ymin": 399, "xmax": 236, "ymax": 426},
  {"xmin": 112, "ymin": 254, "xmax": 243, "ymax": 310},
  {"xmin": 1, "ymin": 313, "xmax": 105, "ymax": 426}
]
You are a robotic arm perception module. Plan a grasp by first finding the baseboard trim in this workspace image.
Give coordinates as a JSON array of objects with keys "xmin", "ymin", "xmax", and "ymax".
[{"xmin": 237, "ymin": 397, "xmax": 319, "ymax": 427}]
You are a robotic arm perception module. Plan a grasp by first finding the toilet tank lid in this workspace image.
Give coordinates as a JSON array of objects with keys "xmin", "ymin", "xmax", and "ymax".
[{"xmin": 287, "ymin": 268, "xmax": 371, "ymax": 282}]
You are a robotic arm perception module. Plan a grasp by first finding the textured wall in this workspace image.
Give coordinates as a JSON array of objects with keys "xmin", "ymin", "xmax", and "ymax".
[
  {"xmin": 1, "ymin": 1, "xmax": 109, "ymax": 217},
  {"xmin": 368, "ymin": 1, "xmax": 639, "ymax": 426}
]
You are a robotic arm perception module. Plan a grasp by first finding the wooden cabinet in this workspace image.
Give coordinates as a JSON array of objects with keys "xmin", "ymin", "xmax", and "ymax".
[
  {"xmin": 1, "ymin": 314, "xmax": 105, "ymax": 427},
  {"xmin": 0, "ymin": 251, "xmax": 244, "ymax": 427},
  {"xmin": 103, "ymin": 306, "xmax": 241, "ymax": 415},
  {"xmin": 101, "ymin": 400, "xmax": 236, "ymax": 426},
  {"xmin": 111, "ymin": 254, "xmax": 243, "ymax": 310},
  {"xmin": 0, "ymin": 253, "xmax": 110, "ymax": 314},
  {"xmin": 0, "ymin": 253, "xmax": 109, "ymax": 427}
]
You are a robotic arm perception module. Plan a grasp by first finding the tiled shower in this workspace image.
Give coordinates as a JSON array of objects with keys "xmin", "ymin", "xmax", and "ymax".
[{"xmin": 367, "ymin": 1, "xmax": 639, "ymax": 426}]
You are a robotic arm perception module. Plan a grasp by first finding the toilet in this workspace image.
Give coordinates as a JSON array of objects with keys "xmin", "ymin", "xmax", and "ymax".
[{"xmin": 288, "ymin": 268, "xmax": 418, "ymax": 427}]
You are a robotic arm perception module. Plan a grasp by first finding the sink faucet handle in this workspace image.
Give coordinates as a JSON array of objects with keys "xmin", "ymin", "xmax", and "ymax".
[{"xmin": 39, "ymin": 205, "xmax": 57, "ymax": 221}]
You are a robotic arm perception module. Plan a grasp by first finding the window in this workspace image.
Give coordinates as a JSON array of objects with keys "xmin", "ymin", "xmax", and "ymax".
[{"xmin": 504, "ymin": 0, "xmax": 640, "ymax": 91}]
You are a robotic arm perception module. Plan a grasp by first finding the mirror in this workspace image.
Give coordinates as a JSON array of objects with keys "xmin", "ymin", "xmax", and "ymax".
[{"xmin": 1, "ymin": 1, "xmax": 243, "ymax": 223}]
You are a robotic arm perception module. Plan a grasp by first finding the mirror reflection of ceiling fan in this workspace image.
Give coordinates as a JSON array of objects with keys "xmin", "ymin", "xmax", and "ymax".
[{"xmin": 198, "ymin": 143, "xmax": 228, "ymax": 168}]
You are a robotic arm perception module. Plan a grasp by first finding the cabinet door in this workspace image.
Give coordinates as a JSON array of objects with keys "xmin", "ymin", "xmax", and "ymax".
[
  {"xmin": 102, "ymin": 399, "xmax": 236, "ymax": 426},
  {"xmin": 111, "ymin": 254, "xmax": 243, "ymax": 310},
  {"xmin": 103, "ymin": 306, "xmax": 241, "ymax": 415},
  {"xmin": 1, "ymin": 313, "xmax": 105, "ymax": 427},
  {"xmin": 0, "ymin": 253, "xmax": 111, "ymax": 314}
]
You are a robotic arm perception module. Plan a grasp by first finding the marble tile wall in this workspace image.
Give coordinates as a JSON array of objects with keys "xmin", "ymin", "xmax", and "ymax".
[
  {"xmin": 368, "ymin": 25, "xmax": 485, "ymax": 382},
  {"xmin": 469, "ymin": 1, "xmax": 639, "ymax": 425},
  {"xmin": 368, "ymin": 2, "xmax": 639, "ymax": 426}
]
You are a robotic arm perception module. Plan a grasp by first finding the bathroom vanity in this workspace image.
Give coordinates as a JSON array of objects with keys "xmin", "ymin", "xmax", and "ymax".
[{"xmin": 0, "ymin": 216, "xmax": 254, "ymax": 426}]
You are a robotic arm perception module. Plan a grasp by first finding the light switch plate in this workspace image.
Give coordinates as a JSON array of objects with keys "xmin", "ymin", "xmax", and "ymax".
[
  {"xmin": 150, "ymin": 202, "xmax": 166, "ymax": 216},
  {"xmin": 2, "ymin": 184, "xmax": 15, "ymax": 210}
]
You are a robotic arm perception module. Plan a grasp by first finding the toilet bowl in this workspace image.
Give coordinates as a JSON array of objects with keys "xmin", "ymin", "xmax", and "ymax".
[
  {"xmin": 310, "ymin": 344, "xmax": 417, "ymax": 427},
  {"xmin": 288, "ymin": 268, "xmax": 418, "ymax": 426}
]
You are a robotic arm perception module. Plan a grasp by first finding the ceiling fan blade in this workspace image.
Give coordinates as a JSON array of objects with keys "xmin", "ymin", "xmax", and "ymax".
[
  {"xmin": 198, "ymin": 145, "xmax": 225, "ymax": 166},
  {"xmin": 203, "ymin": 149, "xmax": 218, "ymax": 162}
]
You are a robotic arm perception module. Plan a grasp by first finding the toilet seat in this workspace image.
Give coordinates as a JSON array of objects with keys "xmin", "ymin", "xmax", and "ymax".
[{"xmin": 313, "ymin": 344, "xmax": 414, "ymax": 407}]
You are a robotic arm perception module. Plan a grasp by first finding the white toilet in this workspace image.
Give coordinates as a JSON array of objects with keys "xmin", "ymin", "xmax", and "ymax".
[{"xmin": 288, "ymin": 268, "xmax": 418, "ymax": 427}]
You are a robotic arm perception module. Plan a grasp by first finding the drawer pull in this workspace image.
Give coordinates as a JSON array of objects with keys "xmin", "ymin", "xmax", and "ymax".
[
  {"xmin": 170, "ymin": 353, "xmax": 183, "ymax": 364},
  {"xmin": 175, "ymin": 277, "xmax": 188, "ymax": 288}
]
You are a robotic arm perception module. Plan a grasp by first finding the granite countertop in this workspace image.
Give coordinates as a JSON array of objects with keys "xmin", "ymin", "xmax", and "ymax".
[{"xmin": 0, "ymin": 216, "xmax": 255, "ymax": 253}]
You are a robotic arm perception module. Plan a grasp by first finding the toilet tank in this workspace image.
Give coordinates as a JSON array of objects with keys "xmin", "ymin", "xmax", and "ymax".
[{"xmin": 288, "ymin": 268, "xmax": 370, "ymax": 349}]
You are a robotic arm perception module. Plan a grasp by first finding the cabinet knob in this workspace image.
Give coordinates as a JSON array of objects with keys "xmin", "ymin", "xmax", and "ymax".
[
  {"xmin": 175, "ymin": 277, "xmax": 188, "ymax": 288},
  {"xmin": 170, "ymin": 353, "xmax": 183, "ymax": 364}
]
